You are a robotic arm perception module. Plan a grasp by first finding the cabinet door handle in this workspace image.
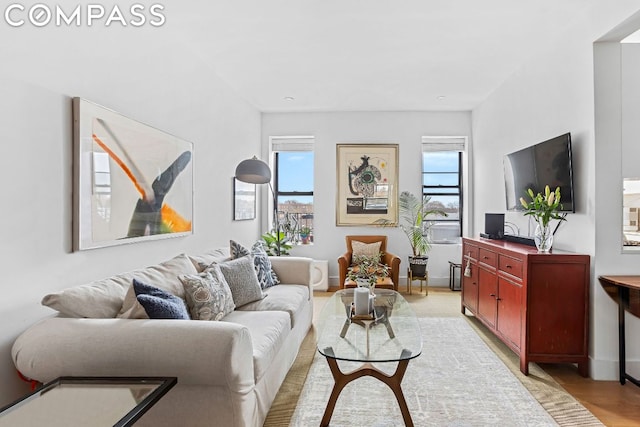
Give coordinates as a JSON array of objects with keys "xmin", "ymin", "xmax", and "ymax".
[
  {"xmin": 505, "ymin": 265, "xmax": 512, "ymax": 269},
  {"xmin": 472, "ymin": 281, "xmax": 477, "ymax": 285},
  {"xmin": 483, "ymin": 256, "xmax": 489, "ymax": 260},
  {"xmin": 489, "ymin": 293, "xmax": 496, "ymax": 297},
  {"xmin": 496, "ymin": 298, "xmax": 502, "ymax": 301}
]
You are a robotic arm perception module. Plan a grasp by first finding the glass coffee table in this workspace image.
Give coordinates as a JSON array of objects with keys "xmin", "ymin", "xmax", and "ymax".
[
  {"xmin": 316, "ymin": 289, "xmax": 422, "ymax": 427},
  {"xmin": 0, "ymin": 376, "xmax": 176, "ymax": 427}
]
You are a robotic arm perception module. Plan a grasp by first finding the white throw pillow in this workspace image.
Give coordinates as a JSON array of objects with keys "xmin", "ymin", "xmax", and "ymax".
[{"xmin": 351, "ymin": 240, "xmax": 382, "ymax": 259}]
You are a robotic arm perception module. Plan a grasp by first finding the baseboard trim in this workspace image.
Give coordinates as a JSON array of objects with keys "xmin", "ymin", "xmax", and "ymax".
[{"xmin": 590, "ymin": 356, "xmax": 640, "ymax": 381}]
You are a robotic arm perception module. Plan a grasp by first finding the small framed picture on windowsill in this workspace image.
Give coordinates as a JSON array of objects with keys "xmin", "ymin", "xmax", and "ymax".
[{"xmin": 233, "ymin": 178, "xmax": 256, "ymax": 221}]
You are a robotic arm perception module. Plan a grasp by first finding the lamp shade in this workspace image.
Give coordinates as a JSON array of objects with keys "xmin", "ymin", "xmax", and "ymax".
[{"xmin": 235, "ymin": 156, "xmax": 272, "ymax": 184}]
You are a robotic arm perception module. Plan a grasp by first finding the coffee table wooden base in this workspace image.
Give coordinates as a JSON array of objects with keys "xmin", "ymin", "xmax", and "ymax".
[{"xmin": 320, "ymin": 356, "xmax": 414, "ymax": 427}]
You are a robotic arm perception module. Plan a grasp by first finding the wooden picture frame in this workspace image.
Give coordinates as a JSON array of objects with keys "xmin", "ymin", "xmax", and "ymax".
[
  {"xmin": 73, "ymin": 98, "xmax": 194, "ymax": 250},
  {"xmin": 233, "ymin": 178, "xmax": 256, "ymax": 221},
  {"xmin": 336, "ymin": 143, "xmax": 398, "ymax": 226}
]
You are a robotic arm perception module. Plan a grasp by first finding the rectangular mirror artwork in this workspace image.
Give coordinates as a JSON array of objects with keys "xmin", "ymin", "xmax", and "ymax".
[
  {"xmin": 73, "ymin": 98, "xmax": 194, "ymax": 251},
  {"xmin": 233, "ymin": 178, "xmax": 256, "ymax": 220}
]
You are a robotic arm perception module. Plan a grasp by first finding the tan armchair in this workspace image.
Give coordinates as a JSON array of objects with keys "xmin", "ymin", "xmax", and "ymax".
[{"xmin": 338, "ymin": 235, "xmax": 401, "ymax": 289}]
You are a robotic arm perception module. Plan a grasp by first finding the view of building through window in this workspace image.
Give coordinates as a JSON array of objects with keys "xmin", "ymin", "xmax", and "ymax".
[
  {"xmin": 275, "ymin": 151, "xmax": 314, "ymax": 244},
  {"xmin": 422, "ymin": 150, "xmax": 462, "ymax": 242},
  {"xmin": 623, "ymin": 177, "xmax": 640, "ymax": 247}
]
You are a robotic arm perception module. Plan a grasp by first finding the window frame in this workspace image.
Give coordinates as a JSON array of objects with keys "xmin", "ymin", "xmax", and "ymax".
[
  {"xmin": 269, "ymin": 136, "xmax": 315, "ymax": 244},
  {"xmin": 421, "ymin": 136, "xmax": 468, "ymax": 242},
  {"xmin": 422, "ymin": 151, "xmax": 463, "ymax": 226}
]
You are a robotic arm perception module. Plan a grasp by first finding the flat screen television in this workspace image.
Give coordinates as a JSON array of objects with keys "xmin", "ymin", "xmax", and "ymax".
[{"xmin": 504, "ymin": 133, "xmax": 575, "ymax": 212}]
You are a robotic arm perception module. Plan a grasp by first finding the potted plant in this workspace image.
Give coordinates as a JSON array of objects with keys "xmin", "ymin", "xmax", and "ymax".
[
  {"xmin": 347, "ymin": 253, "xmax": 389, "ymax": 292},
  {"xmin": 519, "ymin": 185, "xmax": 567, "ymax": 252},
  {"xmin": 299, "ymin": 226, "xmax": 312, "ymax": 244},
  {"xmin": 378, "ymin": 191, "xmax": 447, "ymax": 277},
  {"xmin": 261, "ymin": 230, "xmax": 293, "ymax": 256}
]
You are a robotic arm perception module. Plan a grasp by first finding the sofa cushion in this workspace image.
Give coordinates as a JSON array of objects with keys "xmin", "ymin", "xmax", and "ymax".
[
  {"xmin": 222, "ymin": 310, "xmax": 290, "ymax": 383},
  {"xmin": 41, "ymin": 253, "xmax": 196, "ymax": 319},
  {"xmin": 134, "ymin": 280, "xmax": 190, "ymax": 320},
  {"xmin": 189, "ymin": 247, "xmax": 231, "ymax": 272},
  {"xmin": 237, "ymin": 284, "xmax": 309, "ymax": 329},
  {"xmin": 41, "ymin": 277, "xmax": 129, "ymax": 319},
  {"xmin": 230, "ymin": 240, "xmax": 280, "ymax": 289},
  {"xmin": 117, "ymin": 253, "xmax": 199, "ymax": 319},
  {"xmin": 179, "ymin": 265, "xmax": 236, "ymax": 321},
  {"xmin": 215, "ymin": 256, "xmax": 265, "ymax": 307}
]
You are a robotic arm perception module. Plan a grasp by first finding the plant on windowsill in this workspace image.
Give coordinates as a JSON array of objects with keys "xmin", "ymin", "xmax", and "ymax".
[
  {"xmin": 519, "ymin": 185, "xmax": 567, "ymax": 253},
  {"xmin": 347, "ymin": 253, "xmax": 389, "ymax": 291},
  {"xmin": 299, "ymin": 226, "xmax": 312, "ymax": 244},
  {"xmin": 376, "ymin": 191, "xmax": 447, "ymax": 277}
]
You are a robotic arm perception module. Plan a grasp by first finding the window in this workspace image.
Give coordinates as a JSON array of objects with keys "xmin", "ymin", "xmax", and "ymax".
[
  {"xmin": 92, "ymin": 151, "xmax": 111, "ymax": 221},
  {"xmin": 271, "ymin": 137, "xmax": 314, "ymax": 244},
  {"xmin": 422, "ymin": 137, "xmax": 466, "ymax": 243}
]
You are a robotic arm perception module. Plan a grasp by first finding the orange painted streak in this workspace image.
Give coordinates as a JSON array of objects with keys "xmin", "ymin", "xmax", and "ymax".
[
  {"xmin": 92, "ymin": 134, "xmax": 146, "ymax": 199},
  {"xmin": 161, "ymin": 204, "xmax": 192, "ymax": 232}
]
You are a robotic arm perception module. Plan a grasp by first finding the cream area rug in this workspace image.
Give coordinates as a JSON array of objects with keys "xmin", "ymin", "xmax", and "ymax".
[
  {"xmin": 264, "ymin": 291, "xmax": 603, "ymax": 427},
  {"xmin": 290, "ymin": 317, "xmax": 560, "ymax": 426}
]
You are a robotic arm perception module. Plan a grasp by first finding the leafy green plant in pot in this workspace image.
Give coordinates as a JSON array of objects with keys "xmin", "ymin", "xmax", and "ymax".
[
  {"xmin": 261, "ymin": 230, "xmax": 293, "ymax": 256},
  {"xmin": 377, "ymin": 191, "xmax": 447, "ymax": 277}
]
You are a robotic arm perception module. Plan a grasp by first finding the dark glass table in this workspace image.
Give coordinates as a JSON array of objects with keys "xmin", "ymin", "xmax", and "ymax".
[
  {"xmin": 0, "ymin": 377, "xmax": 177, "ymax": 426},
  {"xmin": 316, "ymin": 289, "xmax": 422, "ymax": 426}
]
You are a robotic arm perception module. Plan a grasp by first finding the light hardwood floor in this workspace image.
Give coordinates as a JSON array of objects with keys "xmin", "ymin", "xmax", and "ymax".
[
  {"xmin": 320, "ymin": 287, "xmax": 640, "ymax": 427},
  {"xmin": 541, "ymin": 363, "xmax": 640, "ymax": 427}
]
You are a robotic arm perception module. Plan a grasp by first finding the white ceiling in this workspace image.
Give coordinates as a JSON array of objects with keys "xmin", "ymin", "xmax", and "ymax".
[{"xmin": 173, "ymin": 0, "xmax": 594, "ymax": 112}]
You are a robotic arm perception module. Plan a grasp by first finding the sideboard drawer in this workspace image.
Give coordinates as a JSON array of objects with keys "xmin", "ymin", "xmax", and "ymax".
[
  {"xmin": 499, "ymin": 254, "xmax": 523, "ymax": 279},
  {"xmin": 478, "ymin": 248, "xmax": 497, "ymax": 267},
  {"xmin": 464, "ymin": 244, "xmax": 479, "ymax": 262}
]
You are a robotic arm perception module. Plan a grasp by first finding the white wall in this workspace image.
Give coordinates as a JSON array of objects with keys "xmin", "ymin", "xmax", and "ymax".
[
  {"xmin": 0, "ymin": 26, "xmax": 261, "ymax": 405},
  {"xmin": 472, "ymin": 1, "xmax": 640, "ymax": 380},
  {"xmin": 261, "ymin": 111, "xmax": 471, "ymax": 286},
  {"xmin": 622, "ymin": 44, "xmax": 640, "ymax": 180}
]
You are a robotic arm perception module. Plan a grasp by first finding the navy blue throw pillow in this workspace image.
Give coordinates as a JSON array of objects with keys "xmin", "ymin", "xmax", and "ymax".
[{"xmin": 133, "ymin": 279, "xmax": 190, "ymax": 320}]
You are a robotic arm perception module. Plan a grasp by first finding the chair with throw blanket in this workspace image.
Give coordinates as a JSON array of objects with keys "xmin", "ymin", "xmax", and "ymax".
[{"xmin": 337, "ymin": 235, "xmax": 401, "ymax": 290}]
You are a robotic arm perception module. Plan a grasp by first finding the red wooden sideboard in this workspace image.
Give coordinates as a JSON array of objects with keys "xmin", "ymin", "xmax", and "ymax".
[{"xmin": 461, "ymin": 237, "xmax": 590, "ymax": 376}]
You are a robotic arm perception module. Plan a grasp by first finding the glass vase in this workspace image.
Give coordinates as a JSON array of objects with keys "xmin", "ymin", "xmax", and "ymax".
[{"xmin": 534, "ymin": 223, "xmax": 553, "ymax": 253}]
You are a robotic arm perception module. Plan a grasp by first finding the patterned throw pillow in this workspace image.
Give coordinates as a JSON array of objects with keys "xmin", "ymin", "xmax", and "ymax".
[
  {"xmin": 216, "ymin": 256, "xmax": 265, "ymax": 307},
  {"xmin": 133, "ymin": 279, "xmax": 190, "ymax": 320},
  {"xmin": 179, "ymin": 264, "xmax": 236, "ymax": 321},
  {"xmin": 351, "ymin": 240, "xmax": 382, "ymax": 260},
  {"xmin": 230, "ymin": 239, "xmax": 251, "ymax": 258},
  {"xmin": 230, "ymin": 240, "xmax": 280, "ymax": 289}
]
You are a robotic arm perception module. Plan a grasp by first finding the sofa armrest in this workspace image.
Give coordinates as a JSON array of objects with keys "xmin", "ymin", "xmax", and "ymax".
[
  {"xmin": 12, "ymin": 318, "xmax": 255, "ymax": 392},
  {"xmin": 268, "ymin": 256, "xmax": 313, "ymax": 286}
]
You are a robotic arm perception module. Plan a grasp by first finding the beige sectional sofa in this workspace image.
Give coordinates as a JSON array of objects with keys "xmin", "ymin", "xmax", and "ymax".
[{"xmin": 11, "ymin": 248, "xmax": 313, "ymax": 427}]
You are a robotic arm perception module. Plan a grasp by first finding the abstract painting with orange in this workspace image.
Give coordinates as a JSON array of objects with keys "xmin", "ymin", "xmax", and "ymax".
[{"xmin": 73, "ymin": 98, "xmax": 193, "ymax": 250}]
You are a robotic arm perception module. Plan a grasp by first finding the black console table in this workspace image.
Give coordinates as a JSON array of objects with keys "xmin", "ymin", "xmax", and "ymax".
[{"xmin": 598, "ymin": 275, "xmax": 640, "ymax": 387}]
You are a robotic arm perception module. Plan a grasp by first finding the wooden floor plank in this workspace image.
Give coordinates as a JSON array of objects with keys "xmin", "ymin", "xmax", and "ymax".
[{"xmin": 541, "ymin": 363, "xmax": 640, "ymax": 427}]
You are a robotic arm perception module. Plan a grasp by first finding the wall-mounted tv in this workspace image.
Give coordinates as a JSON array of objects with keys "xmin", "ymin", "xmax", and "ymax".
[{"xmin": 504, "ymin": 133, "xmax": 575, "ymax": 212}]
